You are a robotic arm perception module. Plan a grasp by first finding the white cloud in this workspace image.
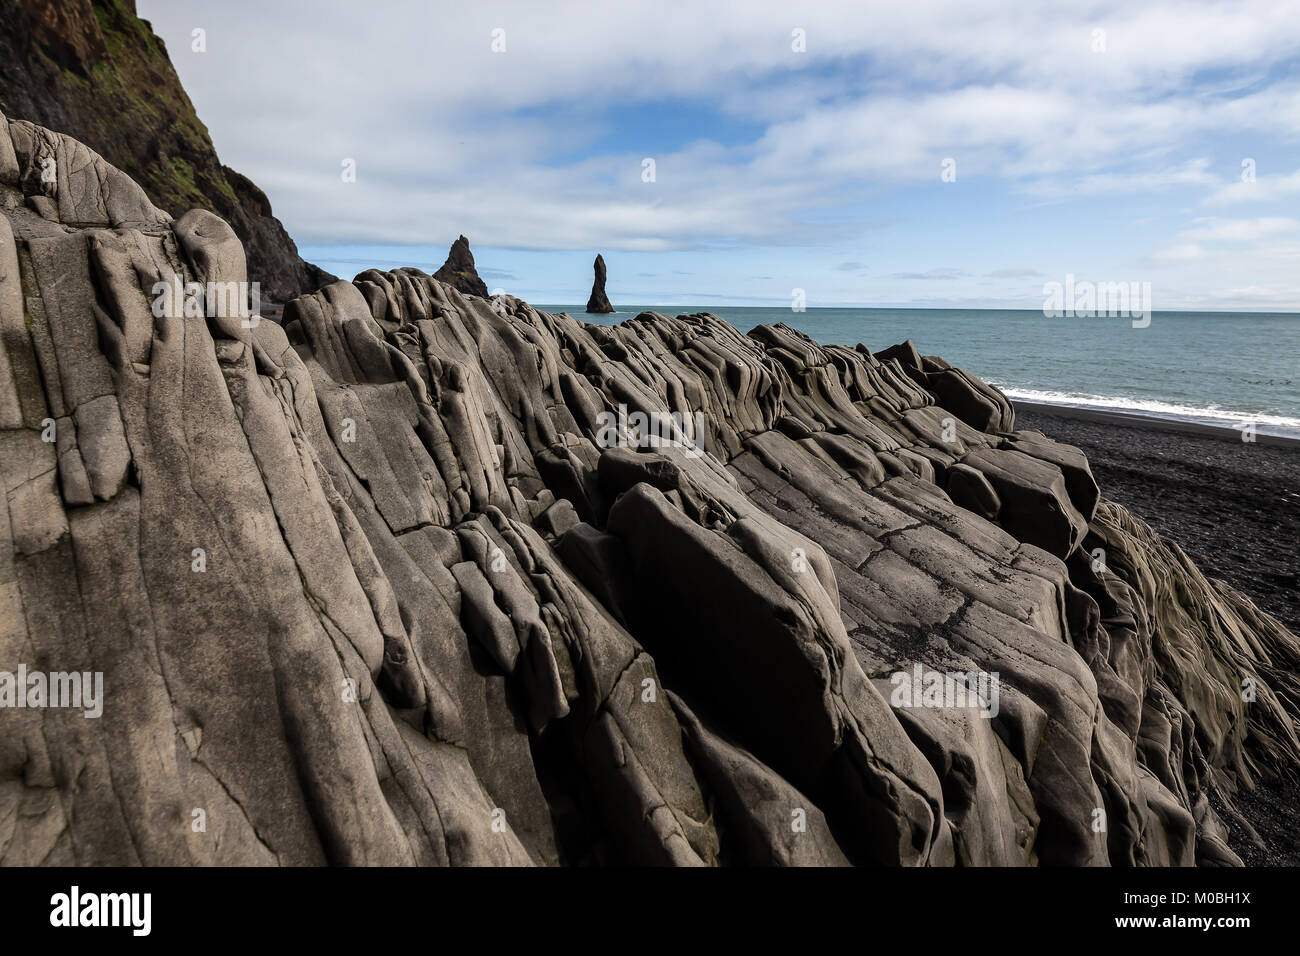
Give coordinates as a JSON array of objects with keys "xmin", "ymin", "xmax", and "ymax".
[
  {"xmin": 1152, "ymin": 242, "xmax": 1207, "ymax": 261},
  {"xmin": 1204, "ymin": 167, "xmax": 1300, "ymax": 205},
  {"xmin": 1019, "ymin": 159, "xmax": 1219, "ymax": 199},
  {"xmin": 1181, "ymin": 217, "xmax": 1299, "ymax": 241},
  {"xmin": 135, "ymin": 1, "xmax": 1300, "ymax": 248},
  {"xmin": 131, "ymin": 1, "xmax": 1300, "ymax": 308}
]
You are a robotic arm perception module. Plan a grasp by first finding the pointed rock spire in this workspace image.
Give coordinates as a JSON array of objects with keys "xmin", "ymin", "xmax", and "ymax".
[
  {"xmin": 434, "ymin": 235, "xmax": 490, "ymax": 297},
  {"xmin": 585, "ymin": 253, "xmax": 614, "ymax": 313}
]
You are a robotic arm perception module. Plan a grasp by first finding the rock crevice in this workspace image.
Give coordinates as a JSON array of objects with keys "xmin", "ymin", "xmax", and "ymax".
[{"xmin": 1, "ymin": 116, "xmax": 1297, "ymax": 866}]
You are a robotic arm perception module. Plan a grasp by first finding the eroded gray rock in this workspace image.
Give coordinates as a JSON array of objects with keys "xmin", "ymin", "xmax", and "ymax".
[{"xmin": 2, "ymin": 119, "xmax": 1297, "ymax": 867}]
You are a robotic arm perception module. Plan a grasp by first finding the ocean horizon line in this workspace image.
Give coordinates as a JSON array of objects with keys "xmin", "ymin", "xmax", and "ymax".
[
  {"xmin": 524, "ymin": 304, "xmax": 1300, "ymax": 439},
  {"xmin": 532, "ymin": 303, "xmax": 1300, "ymax": 316}
]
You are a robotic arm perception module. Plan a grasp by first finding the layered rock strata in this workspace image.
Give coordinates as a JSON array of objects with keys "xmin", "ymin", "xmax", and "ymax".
[{"xmin": 2, "ymin": 117, "xmax": 1297, "ymax": 866}]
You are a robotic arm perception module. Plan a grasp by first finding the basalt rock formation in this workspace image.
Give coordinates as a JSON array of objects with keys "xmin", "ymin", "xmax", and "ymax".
[
  {"xmin": 0, "ymin": 0, "xmax": 334, "ymax": 303},
  {"xmin": 3, "ymin": 117, "xmax": 1299, "ymax": 866},
  {"xmin": 433, "ymin": 235, "xmax": 489, "ymax": 299},
  {"xmin": 586, "ymin": 253, "xmax": 614, "ymax": 314}
]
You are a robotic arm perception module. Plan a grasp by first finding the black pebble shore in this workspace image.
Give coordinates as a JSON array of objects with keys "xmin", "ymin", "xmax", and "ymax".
[{"xmin": 1014, "ymin": 401, "xmax": 1300, "ymax": 866}]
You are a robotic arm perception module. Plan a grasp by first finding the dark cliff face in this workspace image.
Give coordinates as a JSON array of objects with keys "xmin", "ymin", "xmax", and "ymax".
[
  {"xmin": 586, "ymin": 253, "xmax": 614, "ymax": 313},
  {"xmin": 433, "ymin": 235, "xmax": 489, "ymax": 298},
  {"xmin": 0, "ymin": 0, "xmax": 333, "ymax": 302}
]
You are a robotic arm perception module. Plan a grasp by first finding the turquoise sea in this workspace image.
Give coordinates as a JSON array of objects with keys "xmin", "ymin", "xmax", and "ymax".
[{"xmin": 539, "ymin": 306, "xmax": 1300, "ymax": 439}]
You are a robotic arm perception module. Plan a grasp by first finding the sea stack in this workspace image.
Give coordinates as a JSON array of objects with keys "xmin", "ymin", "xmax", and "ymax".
[
  {"xmin": 434, "ymin": 234, "xmax": 490, "ymax": 297},
  {"xmin": 586, "ymin": 253, "xmax": 614, "ymax": 313}
]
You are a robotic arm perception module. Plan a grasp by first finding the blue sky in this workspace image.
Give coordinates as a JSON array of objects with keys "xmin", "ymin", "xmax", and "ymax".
[{"xmin": 140, "ymin": 0, "xmax": 1300, "ymax": 309}]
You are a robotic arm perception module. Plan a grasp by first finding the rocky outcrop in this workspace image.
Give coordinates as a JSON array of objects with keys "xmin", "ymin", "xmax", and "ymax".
[
  {"xmin": 586, "ymin": 253, "xmax": 614, "ymax": 314},
  {"xmin": 2, "ymin": 118, "xmax": 1298, "ymax": 866},
  {"xmin": 0, "ymin": 0, "xmax": 334, "ymax": 302},
  {"xmin": 433, "ymin": 235, "xmax": 490, "ymax": 299}
]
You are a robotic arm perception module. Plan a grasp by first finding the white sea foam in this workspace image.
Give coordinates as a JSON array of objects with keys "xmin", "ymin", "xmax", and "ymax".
[{"xmin": 996, "ymin": 386, "xmax": 1300, "ymax": 437}]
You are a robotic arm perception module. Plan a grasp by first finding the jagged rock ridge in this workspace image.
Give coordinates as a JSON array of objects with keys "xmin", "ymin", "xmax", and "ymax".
[
  {"xmin": 586, "ymin": 253, "xmax": 614, "ymax": 313},
  {"xmin": 2, "ymin": 116, "xmax": 1298, "ymax": 866},
  {"xmin": 0, "ymin": 0, "xmax": 334, "ymax": 302},
  {"xmin": 433, "ymin": 235, "xmax": 489, "ymax": 298}
]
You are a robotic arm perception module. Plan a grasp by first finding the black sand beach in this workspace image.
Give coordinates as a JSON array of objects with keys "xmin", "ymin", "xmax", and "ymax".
[
  {"xmin": 1015, "ymin": 401, "xmax": 1300, "ymax": 865},
  {"xmin": 1015, "ymin": 402, "xmax": 1299, "ymax": 634}
]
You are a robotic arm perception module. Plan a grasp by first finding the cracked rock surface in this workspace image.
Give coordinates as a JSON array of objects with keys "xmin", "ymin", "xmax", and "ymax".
[{"xmin": 2, "ymin": 117, "xmax": 1297, "ymax": 866}]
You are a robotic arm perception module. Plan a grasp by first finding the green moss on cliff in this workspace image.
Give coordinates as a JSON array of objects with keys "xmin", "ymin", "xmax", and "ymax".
[
  {"xmin": 0, "ymin": 0, "xmax": 324, "ymax": 300},
  {"xmin": 92, "ymin": 0, "xmax": 162, "ymax": 62},
  {"xmin": 8, "ymin": 0, "xmax": 225, "ymax": 219}
]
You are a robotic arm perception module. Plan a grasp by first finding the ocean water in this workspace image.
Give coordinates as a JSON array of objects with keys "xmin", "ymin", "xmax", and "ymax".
[{"xmin": 539, "ymin": 306, "xmax": 1300, "ymax": 439}]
